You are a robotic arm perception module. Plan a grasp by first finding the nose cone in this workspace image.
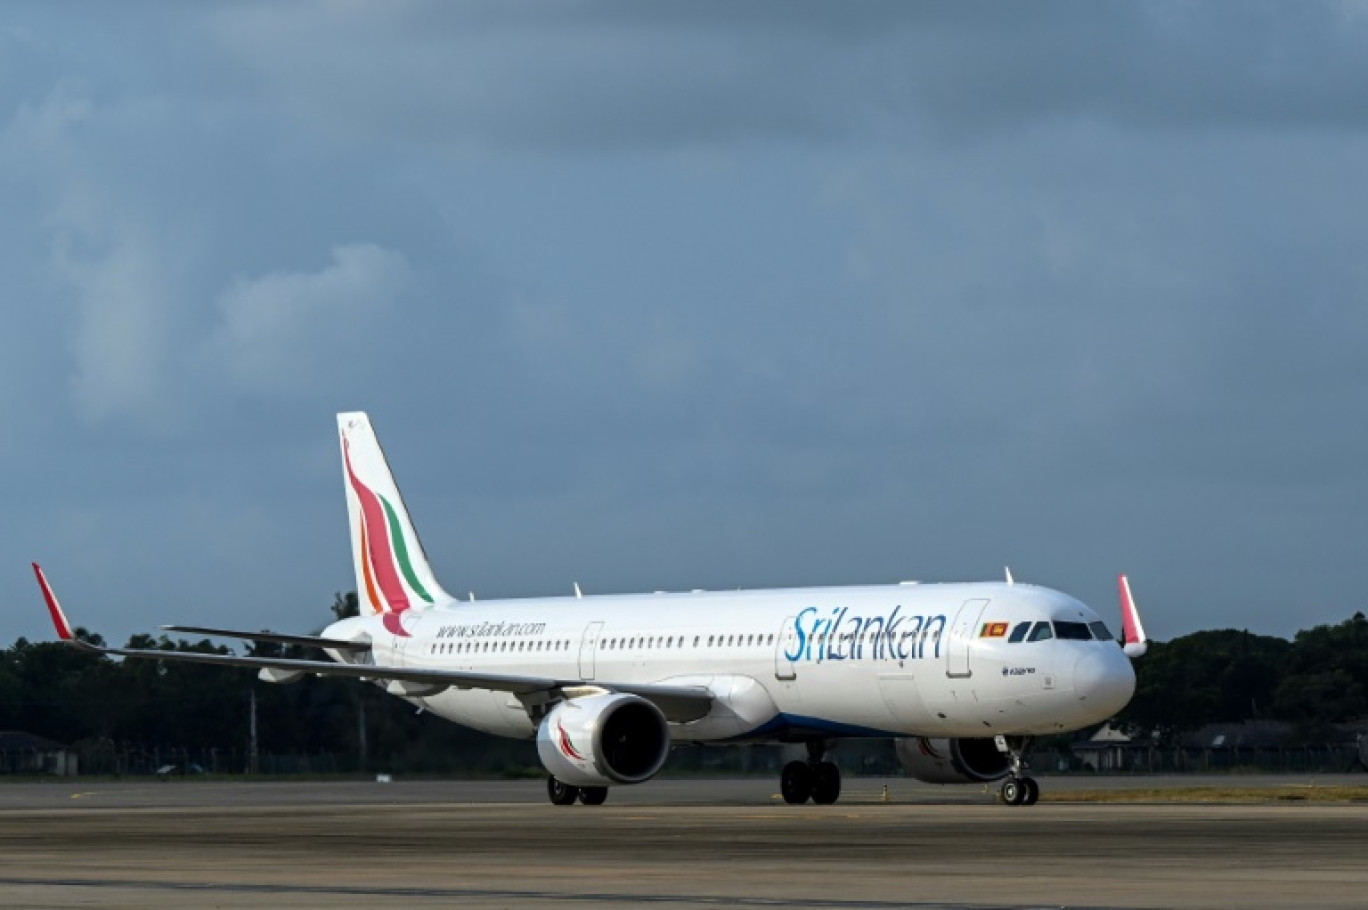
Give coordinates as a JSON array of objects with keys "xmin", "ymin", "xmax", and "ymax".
[{"xmin": 1074, "ymin": 648, "xmax": 1136, "ymax": 719}]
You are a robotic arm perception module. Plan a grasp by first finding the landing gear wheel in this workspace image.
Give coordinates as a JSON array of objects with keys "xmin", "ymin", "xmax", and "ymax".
[
  {"xmin": 547, "ymin": 775, "xmax": 580, "ymax": 806},
  {"xmin": 1000, "ymin": 778, "xmax": 1025, "ymax": 806},
  {"xmin": 1021, "ymin": 777, "xmax": 1040, "ymax": 806},
  {"xmin": 780, "ymin": 760, "xmax": 813, "ymax": 804},
  {"xmin": 811, "ymin": 761, "xmax": 842, "ymax": 805},
  {"xmin": 578, "ymin": 786, "xmax": 609, "ymax": 806}
]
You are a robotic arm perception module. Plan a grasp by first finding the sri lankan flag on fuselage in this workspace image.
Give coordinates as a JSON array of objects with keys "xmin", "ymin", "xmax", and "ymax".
[
  {"xmin": 338, "ymin": 412, "xmax": 454, "ymax": 635},
  {"xmin": 980, "ymin": 621, "xmax": 1008, "ymax": 638}
]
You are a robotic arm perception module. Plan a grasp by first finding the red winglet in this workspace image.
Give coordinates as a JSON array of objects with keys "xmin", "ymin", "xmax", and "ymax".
[
  {"xmin": 1118, "ymin": 573, "xmax": 1147, "ymax": 658},
  {"xmin": 32, "ymin": 563, "xmax": 75, "ymax": 641}
]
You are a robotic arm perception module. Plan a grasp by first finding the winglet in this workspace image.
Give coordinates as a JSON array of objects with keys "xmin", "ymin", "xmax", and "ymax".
[
  {"xmin": 32, "ymin": 563, "xmax": 75, "ymax": 641},
  {"xmin": 1118, "ymin": 574, "xmax": 1148, "ymax": 658}
]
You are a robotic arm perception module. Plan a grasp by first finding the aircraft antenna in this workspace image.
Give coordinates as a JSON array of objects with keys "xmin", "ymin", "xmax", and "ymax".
[
  {"xmin": 1004, "ymin": 566, "xmax": 1015, "ymax": 585},
  {"xmin": 574, "ymin": 582, "xmax": 583, "ymax": 599}
]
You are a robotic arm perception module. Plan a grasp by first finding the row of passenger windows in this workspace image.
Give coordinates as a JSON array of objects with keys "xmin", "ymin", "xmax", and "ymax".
[
  {"xmin": 426, "ymin": 632, "xmax": 778, "ymax": 657},
  {"xmin": 604, "ymin": 633, "xmax": 775, "ymax": 650},
  {"xmin": 429, "ymin": 639, "xmax": 572, "ymax": 656},
  {"xmin": 1006, "ymin": 620, "xmax": 1114, "ymax": 644},
  {"xmin": 426, "ymin": 620, "xmax": 1113, "ymax": 656}
]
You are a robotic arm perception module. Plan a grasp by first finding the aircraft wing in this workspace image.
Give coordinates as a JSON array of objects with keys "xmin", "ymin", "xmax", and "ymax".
[
  {"xmin": 160, "ymin": 625, "xmax": 372, "ymax": 653},
  {"xmin": 34, "ymin": 565, "xmax": 713, "ymax": 722}
]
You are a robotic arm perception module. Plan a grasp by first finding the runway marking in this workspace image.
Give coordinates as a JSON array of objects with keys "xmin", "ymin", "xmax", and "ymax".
[{"xmin": 0, "ymin": 875, "xmax": 1122, "ymax": 909}]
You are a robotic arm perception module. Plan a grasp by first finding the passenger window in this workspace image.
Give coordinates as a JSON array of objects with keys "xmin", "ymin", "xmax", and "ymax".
[
  {"xmin": 1089, "ymin": 621, "xmax": 1115, "ymax": 641},
  {"xmin": 1027, "ymin": 622, "xmax": 1054, "ymax": 642},
  {"xmin": 694, "ymin": 636, "xmax": 700, "ymax": 647},
  {"xmin": 1008, "ymin": 622, "xmax": 1031, "ymax": 643}
]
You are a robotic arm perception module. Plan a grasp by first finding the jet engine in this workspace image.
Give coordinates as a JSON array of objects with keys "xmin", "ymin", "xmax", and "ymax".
[
  {"xmin": 536, "ymin": 692, "xmax": 670, "ymax": 788},
  {"xmin": 894, "ymin": 737, "xmax": 1009, "ymax": 784}
]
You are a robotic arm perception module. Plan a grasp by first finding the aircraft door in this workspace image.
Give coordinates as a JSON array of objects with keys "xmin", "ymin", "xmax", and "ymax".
[
  {"xmin": 945, "ymin": 598, "xmax": 990, "ymax": 678},
  {"xmin": 774, "ymin": 615, "xmax": 798, "ymax": 680},
  {"xmin": 578, "ymin": 621, "xmax": 604, "ymax": 680}
]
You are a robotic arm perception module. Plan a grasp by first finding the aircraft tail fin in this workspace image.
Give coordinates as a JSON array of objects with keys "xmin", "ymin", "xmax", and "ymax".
[{"xmin": 338, "ymin": 412, "xmax": 454, "ymax": 619}]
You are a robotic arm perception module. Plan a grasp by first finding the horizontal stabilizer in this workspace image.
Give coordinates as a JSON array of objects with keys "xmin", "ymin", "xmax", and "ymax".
[{"xmin": 161, "ymin": 625, "xmax": 371, "ymax": 653}]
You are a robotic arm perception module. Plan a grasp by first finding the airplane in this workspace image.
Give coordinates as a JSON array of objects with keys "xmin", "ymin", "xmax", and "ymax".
[{"xmin": 33, "ymin": 411, "xmax": 1147, "ymax": 807}]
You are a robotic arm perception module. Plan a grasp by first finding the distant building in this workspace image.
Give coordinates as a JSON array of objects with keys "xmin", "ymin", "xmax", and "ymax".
[
  {"xmin": 1072, "ymin": 722, "xmax": 1135, "ymax": 771},
  {"xmin": 1178, "ymin": 719, "xmax": 1293, "ymax": 752},
  {"xmin": 0, "ymin": 732, "xmax": 79, "ymax": 776}
]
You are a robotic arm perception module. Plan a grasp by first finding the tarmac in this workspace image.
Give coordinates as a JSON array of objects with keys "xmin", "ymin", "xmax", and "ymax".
[{"xmin": 0, "ymin": 776, "xmax": 1364, "ymax": 909}]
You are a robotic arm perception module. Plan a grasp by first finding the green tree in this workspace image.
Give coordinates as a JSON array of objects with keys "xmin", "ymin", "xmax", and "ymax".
[
  {"xmin": 1116, "ymin": 629, "xmax": 1290, "ymax": 741},
  {"xmin": 1272, "ymin": 612, "xmax": 1368, "ymax": 738}
]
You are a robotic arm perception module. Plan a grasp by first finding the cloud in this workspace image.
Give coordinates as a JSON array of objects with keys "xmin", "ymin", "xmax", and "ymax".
[
  {"xmin": 207, "ymin": 243, "xmax": 416, "ymax": 396},
  {"xmin": 4, "ymin": 86, "xmax": 185, "ymax": 426},
  {"xmin": 52, "ymin": 223, "xmax": 181, "ymax": 424},
  {"xmin": 206, "ymin": 2, "xmax": 1368, "ymax": 154}
]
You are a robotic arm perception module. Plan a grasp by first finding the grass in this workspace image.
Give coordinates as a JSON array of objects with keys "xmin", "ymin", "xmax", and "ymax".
[{"xmin": 1049, "ymin": 784, "xmax": 1368, "ymax": 803}]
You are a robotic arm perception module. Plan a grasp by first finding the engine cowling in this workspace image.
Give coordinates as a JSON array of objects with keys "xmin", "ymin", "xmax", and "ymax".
[
  {"xmin": 536, "ymin": 692, "xmax": 670, "ymax": 787},
  {"xmin": 894, "ymin": 737, "xmax": 1009, "ymax": 784}
]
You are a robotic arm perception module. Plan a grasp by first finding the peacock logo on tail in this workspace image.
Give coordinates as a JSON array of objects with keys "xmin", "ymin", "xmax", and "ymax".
[{"xmin": 342, "ymin": 435, "xmax": 434, "ymax": 636}]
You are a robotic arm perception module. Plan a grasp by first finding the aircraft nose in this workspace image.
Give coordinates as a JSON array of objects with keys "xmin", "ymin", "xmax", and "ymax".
[{"xmin": 1073, "ymin": 648, "xmax": 1136, "ymax": 718}]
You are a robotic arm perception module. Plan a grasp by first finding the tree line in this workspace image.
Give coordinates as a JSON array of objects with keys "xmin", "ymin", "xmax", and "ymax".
[
  {"xmin": 1114, "ymin": 611, "xmax": 1368, "ymax": 743},
  {"xmin": 0, "ymin": 593, "xmax": 1363, "ymax": 774}
]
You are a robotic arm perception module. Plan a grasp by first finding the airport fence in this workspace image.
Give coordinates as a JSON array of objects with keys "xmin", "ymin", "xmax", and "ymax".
[
  {"xmin": 1036, "ymin": 743, "xmax": 1367, "ymax": 775},
  {"xmin": 9, "ymin": 738, "xmax": 1366, "ymax": 779},
  {"xmin": 60, "ymin": 742, "xmax": 354, "ymax": 777}
]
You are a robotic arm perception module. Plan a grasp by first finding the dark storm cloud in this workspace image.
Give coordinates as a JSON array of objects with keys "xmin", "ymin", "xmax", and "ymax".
[
  {"xmin": 210, "ymin": 2, "xmax": 1368, "ymax": 151},
  {"xmin": 3, "ymin": 1, "xmax": 1368, "ymax": 646}
]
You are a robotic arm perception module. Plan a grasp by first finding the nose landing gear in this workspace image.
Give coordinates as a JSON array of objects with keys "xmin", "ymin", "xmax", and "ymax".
[
  {"xmin": 995, "ymin": 735, "xmax": 1039, "ymax": 806},
  {"xmin": 781, "ymin": 741, "xmax": 842, "ymax": 805}
]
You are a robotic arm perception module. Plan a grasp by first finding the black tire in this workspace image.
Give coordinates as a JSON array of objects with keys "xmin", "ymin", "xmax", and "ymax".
[
  {"xmin": 578, "ymin": 786, "xmax": 609, "ymax": 805},
  {"xmin": 811, "ymin": 761, "xmax": 841, "ymax": 805},
  {"xmin": 780, "ymin": 760, "xmax": 814, "ymax": 804},
  {"xmin": 1000, "ymin": 778, "xmax": 1024, "ymax": 806},
  {"xmin": 1022, "ymin": 777, "xmax": 1040, "ymax": 806},
  {"xmin": 547, "ymin": 775, "xmax": 580, "ymax": 806}
]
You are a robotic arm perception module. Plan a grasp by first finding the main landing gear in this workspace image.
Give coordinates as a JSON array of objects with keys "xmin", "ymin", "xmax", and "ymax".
[
  {"xmin": 995, "ymin": 735, "xmax": 1039, "ymax": 807},
  {"xmin": 781, "ymin": 741, "xmax": 842, "ymax": 805},
  {"xmin": 547, "ymin": 775, "xmax": 609, "ymax": 806}
]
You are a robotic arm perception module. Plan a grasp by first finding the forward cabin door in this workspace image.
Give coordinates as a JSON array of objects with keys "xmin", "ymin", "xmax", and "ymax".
[
  {"xmin": 774, "ymin": 615, "xmax": 798, "ymax": 681},
  {"xmin": 578, "ymin": 621, "xmax": 604, "ymax": 681},
  {"xmin": 945, "ymin": 598, "xmax": 990, "ymax": 678}
]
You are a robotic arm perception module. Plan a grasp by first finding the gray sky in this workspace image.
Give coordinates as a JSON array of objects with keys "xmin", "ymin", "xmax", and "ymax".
[{"xmin": 4, "ymin": 1, "xmax": 1367, "ymax": 646}]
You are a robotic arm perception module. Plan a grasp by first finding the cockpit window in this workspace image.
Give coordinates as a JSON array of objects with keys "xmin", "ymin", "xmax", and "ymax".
[
  {"xmin": 1088, "ymin": 621, "xmax": 1115, "ymax": 641},
  {"xmin": 1027, "ymin": 621, "xmax": 1054, "ymax": 642},
  {"xmin": 1007, "ymin": 621, "xmax": 1031, "ymax": 643},
  {"xmin": 1053, "ymin": 621, "xmax": 1093, "ymax": 641}
]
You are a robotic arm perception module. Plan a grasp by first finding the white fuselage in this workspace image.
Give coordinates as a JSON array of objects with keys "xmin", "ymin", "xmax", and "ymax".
[{"xmin": 323, "ymin": 580, "xmax": 1135, "ymax": 744}]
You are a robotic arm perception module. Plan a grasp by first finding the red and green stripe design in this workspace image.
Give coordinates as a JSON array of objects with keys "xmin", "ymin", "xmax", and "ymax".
[{"xmin": 343, "ymin": 437, "xmax": 433, "ymax": 635}]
